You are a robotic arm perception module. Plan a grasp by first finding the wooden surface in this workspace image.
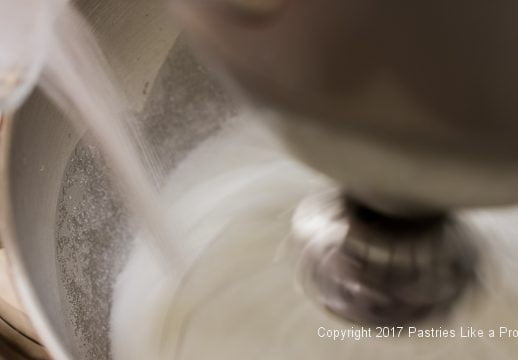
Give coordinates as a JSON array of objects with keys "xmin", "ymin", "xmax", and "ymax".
[{"xmin": 0, "ymin": 250, "xmax": 50, "ymax": 359}]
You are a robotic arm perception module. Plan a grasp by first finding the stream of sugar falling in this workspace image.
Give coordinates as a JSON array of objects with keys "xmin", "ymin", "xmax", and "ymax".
[{"xmin": 39, "ymin": 5, "xmax": 182, "ymax": 272}]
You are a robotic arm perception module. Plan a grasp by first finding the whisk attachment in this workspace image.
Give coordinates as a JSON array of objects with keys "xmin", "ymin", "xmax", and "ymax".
[{"xmin": 291, "ymin": 190, "xmax": 477, "ymax": 326}]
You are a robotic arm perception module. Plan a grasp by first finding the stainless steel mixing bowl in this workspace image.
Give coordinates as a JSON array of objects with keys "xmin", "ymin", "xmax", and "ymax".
[
  {"xmin": 0, "ymin": 1, "xmax": 234, "ymax": 359},
  {"xmin": 3, "ymin": 0, "xmax": 518, "ymax": 359}
]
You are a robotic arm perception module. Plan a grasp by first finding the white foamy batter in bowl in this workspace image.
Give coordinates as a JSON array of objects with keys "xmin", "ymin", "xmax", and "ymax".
[{"xmin": 110, "ymin": 116, "xmax": 518, "ymax": 360}]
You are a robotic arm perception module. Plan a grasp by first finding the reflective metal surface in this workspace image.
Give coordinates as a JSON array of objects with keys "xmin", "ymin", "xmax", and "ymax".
[
  {"xmin": 4, "ymin": 1, "xmax": 518, "ymax": 359},
  {"xmin": 0, "ymin": 1, "xmax": 233, "ymax": 359},
  {"xmin": 292, "ymin": 191, "xmax": 477, "ymax": 326},
  {"xmin": 176, "ymin": 0, "xmax": 518, "ymax": 214}
]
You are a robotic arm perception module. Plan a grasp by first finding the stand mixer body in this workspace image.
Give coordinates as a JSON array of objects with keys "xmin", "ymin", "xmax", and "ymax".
[{"xmin": 175, "ymin": 0, "xmax": 518, "ymax": 215}]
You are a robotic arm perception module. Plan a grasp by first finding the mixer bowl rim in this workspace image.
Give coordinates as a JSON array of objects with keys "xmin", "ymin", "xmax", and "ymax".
[{"xmin": 0, "ymin": 114, "xmax": 71, "ymax": 360}]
